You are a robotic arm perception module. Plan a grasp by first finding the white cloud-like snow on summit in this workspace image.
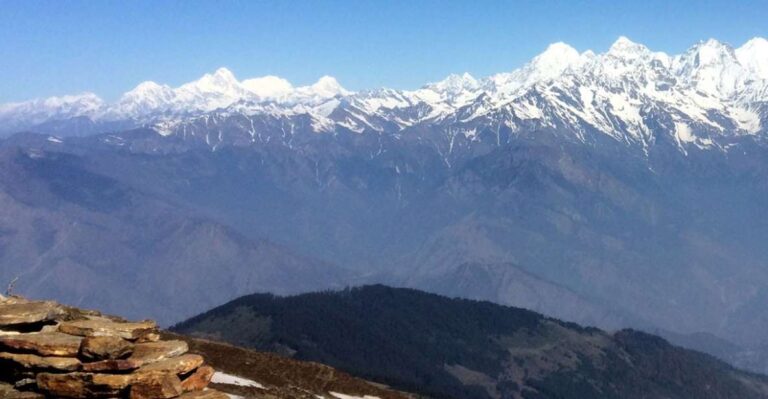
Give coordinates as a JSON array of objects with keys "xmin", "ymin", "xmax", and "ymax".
[{"xmin": 241, "ymin": 75, "xmax": 294, "ymax": 98}]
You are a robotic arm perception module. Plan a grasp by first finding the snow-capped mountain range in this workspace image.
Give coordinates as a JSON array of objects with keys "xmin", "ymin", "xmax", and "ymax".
[
  {"xmin": 8, "ymin": 37, "xmax": 768, "ymax": 377},
  {"xmin": 2, "ymin": 36, "xmax": 768, "ymax": 152}
]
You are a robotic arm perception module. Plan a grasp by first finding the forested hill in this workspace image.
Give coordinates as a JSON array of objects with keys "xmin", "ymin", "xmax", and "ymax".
[{"xmin": 174, "ymin": 285, "xmax": 768, "ymax": 399}]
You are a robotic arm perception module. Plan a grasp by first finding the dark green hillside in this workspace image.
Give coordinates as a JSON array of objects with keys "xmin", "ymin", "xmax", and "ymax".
[{"xmin": 174, "ymin": 286, "xmax": 768, "ymax": 399}]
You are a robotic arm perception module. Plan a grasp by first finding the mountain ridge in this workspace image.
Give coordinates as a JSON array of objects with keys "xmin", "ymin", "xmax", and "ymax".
[
  {"xmin": 2, "ymin": 36, "xmax": 768, "ymax": 155},
  {"xmin": 174, "ymin": 285, "xmax": 768, "ymax": 399}
]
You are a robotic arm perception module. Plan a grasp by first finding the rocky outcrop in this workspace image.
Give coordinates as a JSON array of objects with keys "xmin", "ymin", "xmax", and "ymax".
[{"xmin": 0, "ymin": 296, "xmax": 226, "ymax": 399}]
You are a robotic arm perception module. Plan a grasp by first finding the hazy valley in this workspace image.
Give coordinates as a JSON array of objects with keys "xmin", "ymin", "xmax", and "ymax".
[{"xmin": 3, "ymin": 36, "xmax": 768, "ymax": 382}]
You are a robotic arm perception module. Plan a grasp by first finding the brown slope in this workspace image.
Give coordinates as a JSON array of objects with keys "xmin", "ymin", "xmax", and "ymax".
[{"xmin": 162, "ymin": 332, "xmax": 417, "ymax": 399}]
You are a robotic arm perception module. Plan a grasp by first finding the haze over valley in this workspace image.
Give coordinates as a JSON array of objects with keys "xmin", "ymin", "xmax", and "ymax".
[{"xmin": 2, "ymin": 36, "xmax": 768, "ymax": 376}]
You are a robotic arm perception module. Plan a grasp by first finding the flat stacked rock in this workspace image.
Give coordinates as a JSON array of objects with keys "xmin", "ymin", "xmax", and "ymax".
[{"xmin": 0, "ymin": 296, "xmax": 228, "ymax": 399}]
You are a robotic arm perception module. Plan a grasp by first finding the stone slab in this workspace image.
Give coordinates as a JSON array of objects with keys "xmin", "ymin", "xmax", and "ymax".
[
  {"xmin": 0, "ymin": 351, "xmax": 81, "ymax": 371},
  {"xmin": 58, "ymin": 317, "xmax": 157, "ymax": 341},
  {"xmin": 80, "ymin": 335, "xmax": 134, "ymax": 360},
  {"xmin": 0, "ymin": 332, "xmax": 82, "ymax": 357},
  {"xmin": 36, "ymin": 372, "xmax": 133, "ymax": 398},
  {"xmin": 0, "ymin": 302, "xmax": 65, "ymax": 327},
  {"xmin": 82, "ymin": 340, "xmax": 188, "ymax": 372}
]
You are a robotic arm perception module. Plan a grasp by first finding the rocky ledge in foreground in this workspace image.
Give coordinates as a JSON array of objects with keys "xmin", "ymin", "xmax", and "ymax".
[{"xmin": 0, "ymin": 294, "xmax": 227, "ymax": 399}]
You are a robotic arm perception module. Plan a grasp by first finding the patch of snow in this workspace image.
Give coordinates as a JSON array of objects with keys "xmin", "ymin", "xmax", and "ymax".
[
  {"xmin": 731, "ymin": 107, "xmax": 762, "ymax": 133},
  {"xmin": 329, "ymin": 392, "xmax": 381, "ymax": 399},
  {"xmin": 152, "ymin": 120, "xmax": 181, "ymax": 137},
  {"xmin": 675, "ymin": 122, "xmax": 695, "ymax": 143},
  {"xmin": 211, "ymin": 371, "xmax": 265, "ymax": 389}
]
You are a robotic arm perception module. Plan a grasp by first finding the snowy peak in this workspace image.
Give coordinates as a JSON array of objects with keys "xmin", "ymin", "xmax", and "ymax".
[
  {"xmin": 427, "ymin": 73, "xmax": 479, "ymax": 93},
  {"xmin": 213, "ymin": 67, "xmax": 236, "ymax": 80},
  {"xmin": 736, "ymin": 37, "xmax": 768, "ymax": 80},
  {"xmin": 420, "ymin": 73, "xmax": 482, "ymax": 107},
  {"xmin": 527, "ymin": 42, "xmax": 584, "ymax": 79},
  {"xmin": 108, "ymin": 69, "xmax": 349, "ymax": 116},
  {"xmin": 485, "ymin": 42, "xmax": 590, "ymax": 98},
  {"xmin": 241, "ymin": 75, "xmax": 294, "ymax": 99},
  {"xmin": 689, "ymin": 39, "xmax": 738, "ymax": 67},
  {"xmin": 305, "ymin": 75, "xmax": 350, "ymax": 98},
  {"xmin": 674, "ymin": 39, "xmax": 744, "ymax": 97},
  {"xmin": 127, "ymin": 81, "xmax": 172, "ymax": 95},
  {"xmin": 607, "ymin": 36, "xmax": 652, "ymax": 59},
  {"xmin": 116, "ymin": 81, "xmax": 174, "ymax": 114},
  {"xmin": 40, "ymin": 92, "xmax": 103, "ymax": 111},
  {"xmin": 177, "ymin": 68, "xmax": 246, "ymax": 99},
  {"xmin": 198, "ymin": 67, "xmax": 239, "ymax": 88},
  {"xmin": 535, "ymin": 42, "xmax": 581, "ymax": 65},
  {"xmin": 0, "ymin": 92, "xmax": 104, "ymax": 123},
  {"xmin": 2, "ymin": 36, "xmax": 768, "ymax": 147}
]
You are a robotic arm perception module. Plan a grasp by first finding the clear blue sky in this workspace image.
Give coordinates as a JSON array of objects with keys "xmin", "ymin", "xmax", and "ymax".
[{"xmin": 1, "ymin": 0, "xmax": 767, "ymax": 102}]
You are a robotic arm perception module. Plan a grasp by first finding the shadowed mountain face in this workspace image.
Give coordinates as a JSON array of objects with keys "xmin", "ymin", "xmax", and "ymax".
[
  {"xmin": 174, "ymin": 285, "xmax": 768, "ymax": 399},
  {"xmin": 0, "ymin": 143, "xmax": 349, "ymax": 324},
  {"xmin": 2, "ymin": 125, "xmax": 768, "ymax": 373}
]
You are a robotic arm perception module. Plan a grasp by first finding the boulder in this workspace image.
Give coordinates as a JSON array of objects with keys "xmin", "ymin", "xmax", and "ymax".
[
  {"xmin": 0, "ymin": 332, "xmax": 82, "ymax": 357},
  {"xmin": 3, "ymin": 298, "xmax": 216, "ymax": 399},
  {"xmin": 82, "ymin": 340, "xmax": 188, "ymax": 372},
  {"xmin": 0, "ymin": 351, "xmax": 81, "ymax": 371},
  {"xmin": 36, "ymin": 372, "xmax": 133, "ymax": 398},
  {"xmin": 180, "ymin": 365, "xmax": 214, "ymax": 392},
  {"xmin": 79, "ymin": 335, "xmax": 134, "ymax": 360},
  {"xmin": 0, "ymin": 302, "xmax": 65, "ymax": 327},
  {"xmin": 58, "ymin": 317, "xmax": 157, "ymax": 341},
  {"xmin": 129, "ymin": 372, "xmax": 183, "ymax": 399}
]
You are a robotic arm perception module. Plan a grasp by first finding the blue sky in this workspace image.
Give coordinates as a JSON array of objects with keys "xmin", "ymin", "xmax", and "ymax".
[{"xmin": 1, "ymin": 0, "xmax": 767, "ymax": 102}]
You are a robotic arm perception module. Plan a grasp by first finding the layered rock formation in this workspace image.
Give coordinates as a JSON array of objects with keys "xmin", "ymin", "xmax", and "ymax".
[{"xmin": 0, "ymin": 295, "xmax": 227, "ymax": 399}]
